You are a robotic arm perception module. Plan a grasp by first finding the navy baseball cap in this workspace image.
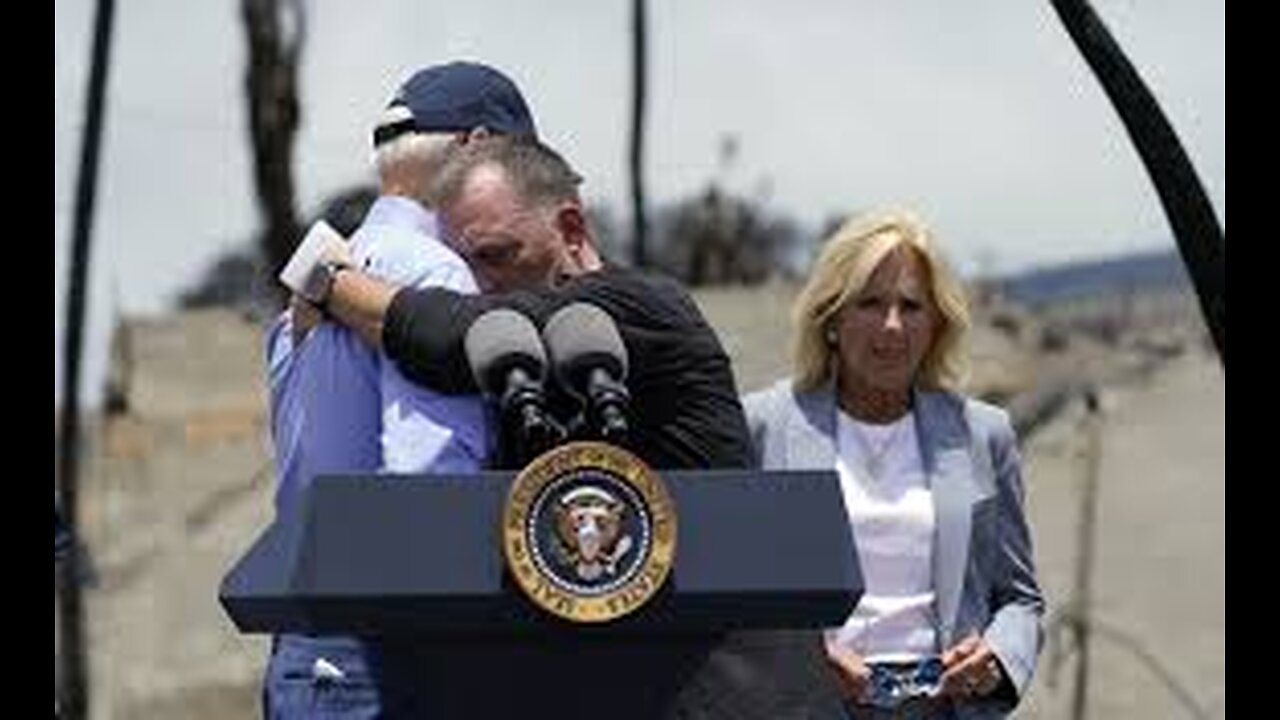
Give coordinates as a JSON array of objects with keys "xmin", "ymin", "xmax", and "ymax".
[{"xmin": 373, "ymin": 61, "xmax": 537, "ymax": 146}]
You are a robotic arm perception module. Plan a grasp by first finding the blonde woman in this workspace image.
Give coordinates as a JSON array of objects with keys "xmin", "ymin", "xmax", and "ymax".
[{"xmin": 743, "ymin": 210, "xmax": 1043, "ymax": 718}]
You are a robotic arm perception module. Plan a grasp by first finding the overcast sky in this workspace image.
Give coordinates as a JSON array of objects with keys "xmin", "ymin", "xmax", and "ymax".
[{"xmin": 55, "ymin": 0, "xmax": 1225, "ymax": 405}]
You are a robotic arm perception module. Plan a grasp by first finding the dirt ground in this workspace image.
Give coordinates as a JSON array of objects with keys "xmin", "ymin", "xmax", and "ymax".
[{"xmin": 1017, "ymin": 350, "xmax": 1224, "ymax": 719}]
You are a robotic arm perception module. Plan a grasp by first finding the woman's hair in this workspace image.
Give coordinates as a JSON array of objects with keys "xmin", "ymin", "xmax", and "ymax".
[{"xmin": 790, "ymin": 209, "xmax": 971, "ymax": 392}]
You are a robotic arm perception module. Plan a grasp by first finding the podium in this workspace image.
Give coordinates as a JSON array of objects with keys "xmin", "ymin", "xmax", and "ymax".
[{"xmin": 221, "ymin": 468, "xmax": 863, "ymax": 718}]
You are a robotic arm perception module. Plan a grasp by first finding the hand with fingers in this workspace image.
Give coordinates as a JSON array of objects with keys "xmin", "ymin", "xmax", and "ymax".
[
  {"xmin": 824, "ymin": 637, "xmax": 874, "ymax": 705},
  {"xmin": 282, "ymin": 221, "xmax": 357, "ymax": 343},
  {"xmin": 938, "ymin": 633, "xmax": 1005, "ymax": 702},
  {"xmin": 289, "ymin": 292, "xmax": 324, "ymax": 344}
]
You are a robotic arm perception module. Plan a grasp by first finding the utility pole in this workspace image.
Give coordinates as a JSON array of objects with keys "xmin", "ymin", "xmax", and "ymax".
[
  {"xmin": 57, "ymin": 0, "xmax": 117, "ymax": 716},
  {"xmin": 629, "ymin": 0, "xmax": 649, "ymax": 268},
  {"xmin": 1070, "ymin": 387, "xmax": 1104, "ymax": 720}
]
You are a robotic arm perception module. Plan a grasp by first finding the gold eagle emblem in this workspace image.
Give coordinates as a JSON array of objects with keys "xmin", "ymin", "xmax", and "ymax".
[{"xmin": 553, "ymin": 486, "xmax": 634, "ymax": 581}]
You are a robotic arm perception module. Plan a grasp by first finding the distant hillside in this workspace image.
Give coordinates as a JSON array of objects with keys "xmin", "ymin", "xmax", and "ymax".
[{"xmin": 998, "ymin": 249, "xmax": 1192, "ymax": 305}]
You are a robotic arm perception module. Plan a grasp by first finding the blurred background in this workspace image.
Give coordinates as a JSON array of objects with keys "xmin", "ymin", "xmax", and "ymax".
[{"xmin": 55, "ymin": 1, "xmax": 1224, "ymax": 717}]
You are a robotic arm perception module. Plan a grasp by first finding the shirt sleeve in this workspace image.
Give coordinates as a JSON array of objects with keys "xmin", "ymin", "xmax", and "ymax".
[{"xmin": 265, "ymin": 310, "xmax": 298, "ymax": 448}]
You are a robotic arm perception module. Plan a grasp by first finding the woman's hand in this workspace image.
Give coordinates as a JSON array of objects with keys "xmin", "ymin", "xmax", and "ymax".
[
  {"xmin": 824, "ymin": 637, "xmax": 873, "ymax": 704},
  {"xmin": 939, "ymin": 632, "xmax": 1005, "ymax": 701}
]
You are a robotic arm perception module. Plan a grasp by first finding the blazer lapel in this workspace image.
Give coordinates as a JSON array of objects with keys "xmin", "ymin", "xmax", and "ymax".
[
  {"xmin": 915, "ymin": 391, "xmax": 981, "ymax": 648},
  {"xmin": 789, "ymin": 386, "xmax": 838, "ymax": 469}
]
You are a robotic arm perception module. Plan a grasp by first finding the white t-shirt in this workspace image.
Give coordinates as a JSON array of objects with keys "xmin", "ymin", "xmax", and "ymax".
[{"xmin": 826, "ymin": 409, "xmax": 938, "ymax": 663}]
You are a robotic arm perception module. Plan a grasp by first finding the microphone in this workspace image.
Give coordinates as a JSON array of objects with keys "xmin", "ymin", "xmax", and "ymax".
[
  {"xmin": 464, "ymin": 308, "xmax": 563, "ymax": 467},
  {"xmin": 542, "ymin": 303, "xmax": 631, "ymax": 445}
]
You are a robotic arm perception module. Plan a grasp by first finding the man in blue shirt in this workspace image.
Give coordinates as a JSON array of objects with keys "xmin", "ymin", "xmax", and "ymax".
[
  {"xmin": 279, "ymin": 134, "xmax": 842, "ymax": 720},
  {"xmin": 262, "ymin": 61, "xmax": 538, "ymax": 719}
]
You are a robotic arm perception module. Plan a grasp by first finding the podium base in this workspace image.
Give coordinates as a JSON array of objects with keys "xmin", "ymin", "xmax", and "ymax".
[{"xmin": 345, "ymin": 629, "xmax": 847, "ymax": 719}]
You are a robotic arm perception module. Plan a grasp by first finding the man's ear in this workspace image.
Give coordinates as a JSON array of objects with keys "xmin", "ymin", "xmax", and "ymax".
[
  {"xmin": 555, "ymin": 202, "xmax": 590, "ymax": 256},
  {"xmin": 463, "ymin": 126, "xmax": 491, "ymax": 144}
]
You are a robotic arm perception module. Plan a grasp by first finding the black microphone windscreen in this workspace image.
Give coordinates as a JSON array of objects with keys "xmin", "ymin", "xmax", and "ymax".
[
  {"xmin": 543, "ymin": 303, "xmax": 628, "ymax": 391},
  {"xmin": 464, "ymin": 308, "xmax": 547, "ymax": 395}
]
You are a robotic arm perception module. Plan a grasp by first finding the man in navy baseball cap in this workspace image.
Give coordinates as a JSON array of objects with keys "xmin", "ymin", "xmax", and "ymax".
[
  {"xmin": 373, "ymin": 61, "xmax": 538, "ymax": 146},
  {"xmin": 265, "ymin": 59, "xmax": 539, "ymax": 719}
]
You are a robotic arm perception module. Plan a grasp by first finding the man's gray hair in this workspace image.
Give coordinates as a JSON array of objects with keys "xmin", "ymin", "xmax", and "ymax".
[{"xmin": 429, "ymin": 135, "xmax": 583, "ymax": 210}]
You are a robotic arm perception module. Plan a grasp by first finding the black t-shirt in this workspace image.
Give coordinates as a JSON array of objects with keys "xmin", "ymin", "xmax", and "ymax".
[
  {"xmin": 382, "ymin": 265, "xmax": 752, "ymax": 470},
  {"xmin": 379, "ymin": 267, "xmax": 839, "ymax": 718}
]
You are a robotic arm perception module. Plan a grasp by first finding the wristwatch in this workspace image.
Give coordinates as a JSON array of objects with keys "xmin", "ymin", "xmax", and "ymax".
[{"xmin": 312, "ymin": 259, "xmax": 354, "ymax": 309}]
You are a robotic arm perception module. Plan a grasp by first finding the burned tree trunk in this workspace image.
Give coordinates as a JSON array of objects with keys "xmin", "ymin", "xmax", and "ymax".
[{"xmin": 243, "ymin": 0, "xmax": 305, "ymax": 308}]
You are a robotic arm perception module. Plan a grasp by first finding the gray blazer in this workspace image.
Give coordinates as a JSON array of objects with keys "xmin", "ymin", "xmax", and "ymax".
[{"xmin": 743, "ymin": 380, "xmax": 1044, "ymax": 718}]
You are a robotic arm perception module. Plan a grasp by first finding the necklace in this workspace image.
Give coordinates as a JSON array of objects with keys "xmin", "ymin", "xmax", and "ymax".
[{"xmin": 851, "ymin": 417, "xmax": 908, "ymax": 479}]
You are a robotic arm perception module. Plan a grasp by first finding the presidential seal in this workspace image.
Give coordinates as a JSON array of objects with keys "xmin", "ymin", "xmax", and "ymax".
[{"xmin": 502, "ymin": 441, "xmax": 677, "ymax": 623}]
